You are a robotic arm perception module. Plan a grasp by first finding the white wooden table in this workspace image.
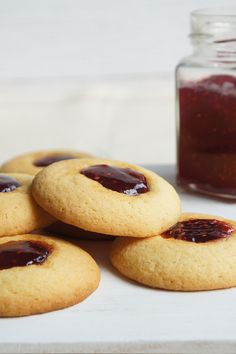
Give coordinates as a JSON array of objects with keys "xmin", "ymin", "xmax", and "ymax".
[{"xmin": 1, "ymin": 165, "xmax": 236, "ymax": 354}]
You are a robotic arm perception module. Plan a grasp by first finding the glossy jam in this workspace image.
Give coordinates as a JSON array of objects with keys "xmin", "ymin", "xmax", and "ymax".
[
  {"xmin": 162, "ymin": 219, "xmax": 234, "ymax": 243},
  {"xmin": 81, "ymin": 164, "xmax": 149, "ymax": 195},
  {"xmin": 34, "ymin": 155, "xmax": 75, "ymax": 167},
  {"xmin": 178, "ymin": 75, "xmax": 236, "ymax": 198},
  {"xmin": 0, "ymin": 175, "xmax": 21, "ymax": 193},
  {"xmin": 0, "ymin": 240, "xmax": 51, "ymax": 270}
]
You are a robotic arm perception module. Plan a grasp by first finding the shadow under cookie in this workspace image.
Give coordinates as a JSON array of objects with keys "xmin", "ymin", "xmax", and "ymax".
[{"xmin": 47, "ymin": 221, "xmax": 115, "ymax": 241}]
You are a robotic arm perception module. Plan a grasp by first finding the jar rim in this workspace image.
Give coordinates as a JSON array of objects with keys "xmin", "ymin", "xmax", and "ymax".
[
  {"xmin": 191, "ymin": 7, "xmax": 236, "ymax": 19},
  {"xmin": 191, "ymin": 7, "xmax": 236, "ymax": 43}
]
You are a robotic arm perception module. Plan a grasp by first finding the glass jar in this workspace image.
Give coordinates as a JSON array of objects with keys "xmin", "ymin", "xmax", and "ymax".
[{"xmin": 176, "ymin": 8, "xmax": 236, "ymax": 199}]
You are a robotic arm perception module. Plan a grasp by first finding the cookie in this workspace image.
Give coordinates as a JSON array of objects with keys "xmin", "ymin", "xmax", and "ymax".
[
  {"xmin": 32, "ymin": 158, "xmax": 181, "ymax": 237},
  {"xmin": 0, "ymin": 173, "xmax": 54, "ymax": 236},
  {"xmin": 0, "ymin": 149, "xmax": 93, "ymax": 176},
  {"xmin": 48, "ymin": 221, "xmax": 115, "ymax": 241},
  {"xmin": 0, "ymin": 234, "xmax": 100, "ymax": 317},
  {"xmin": 110, "ymin": 213, "xmax": 236, "ymax": 291}
]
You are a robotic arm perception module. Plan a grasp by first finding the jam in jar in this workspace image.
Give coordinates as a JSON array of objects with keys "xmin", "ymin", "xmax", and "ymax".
[{"xmin": 176, "ymin": 8, "xmax": 236, "ymax": 198}]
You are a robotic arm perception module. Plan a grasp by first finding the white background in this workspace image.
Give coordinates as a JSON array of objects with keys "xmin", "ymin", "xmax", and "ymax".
[
  {"xmin": 0, "ymin": 0, "xmax": 235, "ymax": 78},
  {"xmin": 0, "ymin": 0, "xmax": 235, "ymax": 164}
]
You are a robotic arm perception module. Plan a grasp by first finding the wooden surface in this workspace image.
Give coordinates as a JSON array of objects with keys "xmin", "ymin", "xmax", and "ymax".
[{"xmin": 1, "ymin": 165, "xmax": 236, "ymax": 354}]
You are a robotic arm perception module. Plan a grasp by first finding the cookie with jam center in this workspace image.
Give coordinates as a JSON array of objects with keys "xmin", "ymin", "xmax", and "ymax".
[
  {"xmin": 110, "ymin": 213, "xmax": 236, "ymax": 291},
  {"xmin": 0, "ymin": 173, "xmax": 54, "ymax": 236},
  {"xmin": 0, "ymin": 149, "xmax": 93, "ymax": 176},
  {"xmin": 0, "ymin": 234, "xmax": 100, "ymax": 317},
  {"xmin": 32, "ymin": 158, "xmax": 181, "ymax": 237}
]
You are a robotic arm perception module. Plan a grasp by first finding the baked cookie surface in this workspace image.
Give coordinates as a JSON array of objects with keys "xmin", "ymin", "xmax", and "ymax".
[
  {"xmin": 110, "ymin": 213, "xmax": 236, "ymax": 291},
  {"xmin": 0, "ymin": 149, "xmax": 93, "ymax": 175},
  {"xmin": 0, "ymin": 173, "xmax": 54, "ymax": 236},
  {"xmin": 0, "ymin": 234, "xmax": 100, "ymax": 317},
  {"xmin": 32, "ymin": 158, "xmax": 181, "ymax": 237}
]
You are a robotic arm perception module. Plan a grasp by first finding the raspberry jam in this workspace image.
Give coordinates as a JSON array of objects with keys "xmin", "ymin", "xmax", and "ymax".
[
  {"xmin": 81, "ymin": 164, "xmax": 149, "ymax": 195},
  {"xmin": 0, "ymin": 175, "xmax": 21, "ymax": 193},
  {"xmin": 0, "ymin": 240, "xmax": 51, "ymax": 270},
  {"xmin": 178, "ymin": 75, "xmax": 236, "ymax": 198},
  {"xmin": 34, "ymin": 155, "xmax": 75, "ymax": 167},
  {"xmin": 162, "ymin": 219, "xmax": 234, "ymax": 243}
]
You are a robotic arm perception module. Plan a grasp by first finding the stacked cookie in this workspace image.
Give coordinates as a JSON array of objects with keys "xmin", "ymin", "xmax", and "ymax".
[
  {"xmin": 0, "ymin": 150, "xmax": 100, "ymax": 317},
  {"xmin": 1, "ymin": 149, "xmax": 236, "ymax": 316},
  {"xmin": 32, "ymin": 157, "xmax": 181, "ymax": 237}
]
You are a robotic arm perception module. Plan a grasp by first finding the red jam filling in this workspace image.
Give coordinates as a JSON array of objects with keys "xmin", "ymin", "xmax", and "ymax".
[
  {"xmin": 178, "ymin": 75, "xmax": 236, "ymax": 194},
  {"xmin": 80, "ymin": 164, "xmax": 149, "ymax": 195},
  {"xmin": 0, "ymin": 175, "xmax": 21, "ymax": 193},
  {"xmin": 34, "ymin": 155, "xmax": 75, "ymax": 167},
  {"xmin": 162, "ymin": 219, "xmax": 234, "ymax": 243},
  {"xmin": 0, "ymin": 240, "xmax": 51, "ymax": 270}
]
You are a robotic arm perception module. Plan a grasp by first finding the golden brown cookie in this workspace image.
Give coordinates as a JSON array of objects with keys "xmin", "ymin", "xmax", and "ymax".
[
  {"xmin": 48, "ymin": 221, "xmax": 115, "ymax": 241},
  {"xmin": 110, "ymin": 213, "xmax": 236, "ymax": 291},
  {"xmin": 0, "ymin": 234, "xmax": 100, "ymax": 317},
  {"xmin": 0, "ymin": 149, "xmax": 93, "ymax": 176},
  {"xmin": 0, "ymin": 173, "xmax": 54, "ymax": 236},
  {"xmin": 32, "ymin": 158, "xmax": 181, "ymax": 237}
]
